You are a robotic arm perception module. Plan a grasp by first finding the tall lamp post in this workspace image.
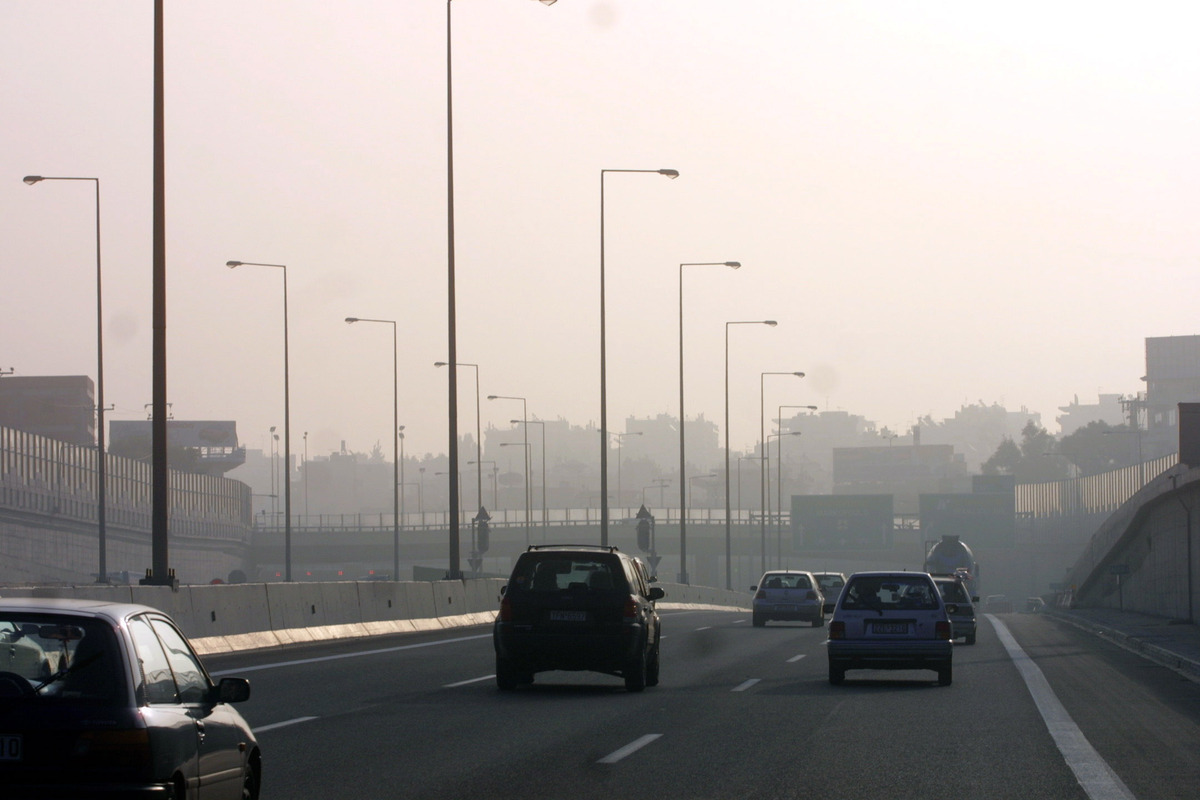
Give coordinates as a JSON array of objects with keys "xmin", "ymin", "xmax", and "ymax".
[
  {"xmin": 614, "ymin": 431, "xmax": 642, "ymax": 517},
  {"xmin": 678, "ymin": 260, "xmax": 740, "ymax": 585},
  {"xmin": 514, "ymin": 419, "xmax": 547, "ymax": 526},
  {"xmin": 760, "ymin": 370, "xmax": 804, "ymax": 574},
  {"xmin": 436, "ymin": 362, "xmax": 482, "ymax": 518},
  {"xmin": 346, "ymin": 316, "xmax": 400, "ymax": 581},
  {"xmin": 724, "ymin": 320, "xmax": 777, "ymax": 589},
  {"xmin": 23, "ymin": 174, "xmax": 109, "ymax": 583},
  {"xmin": 228, "ymin": 260, "xmax": 292, "ymax": 581},
  {"xmin": 500, "ymin": 441, "xmax": 532, "ymax": 545},
  {"xmin": 599, "ymin": 167, "xmax": 679, "ymax": 545}
]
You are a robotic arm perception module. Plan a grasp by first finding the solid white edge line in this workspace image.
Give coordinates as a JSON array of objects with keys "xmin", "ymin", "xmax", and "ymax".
[
  {"xmin": 597, "ymin": 734, "xmax": 663, "ymax": 764},
  {"xmin": 989, "ymin": 615, "xmax": 1137, "ymax": 800},
  {"xmin": 210, "ymin": 633, "xmax": 493, "ymax": 676},
  {"xmin": 731, "ymin": 679, "xmax": 760, "ymax": 692},
  {"xmin": 252, "ymin": 716, "xmax": 318, "ymax": 734},
  {"xmin": 444, "ymin": 674, "xmax": 495, "ymax": 688}
]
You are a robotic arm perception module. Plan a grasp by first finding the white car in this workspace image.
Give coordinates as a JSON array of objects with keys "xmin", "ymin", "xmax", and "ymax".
[
  {"xmin": 827, "ymin": 571, "xmax": 954, "ymax": 686},
  {"xmin": 751, "ymin": 570, "xmax": 824, "ymax": 627}
]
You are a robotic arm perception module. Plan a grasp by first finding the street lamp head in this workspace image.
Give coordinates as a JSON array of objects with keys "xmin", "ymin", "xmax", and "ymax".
[
  {"xmin": 725, "ymin": 262, "xmax": 741, "ymax": 268},
  {"xmin": 658, "ymin": 169, "xmax": 680, "ymax": 179},
  {"xmin": 344, "ymin": 317, "xmax": 359, "ymax": 324},
  {"xmin": 764, "ymin": 320, "xmax": 778, "ymax": 327},
  {"xmin": 537, "ymin": 0, "xmax": 557, "ymax": 5},
  {"xmin": 225, "ymin": 261, "xmax": 243, "ymax": 269},
  {"xmin": 793, "ymin": 371, "xmax": 806, "ymax": 378},
  {"xmin": 22, "ymin": 176, "xmax": 44, "ymax": 185},
  {"xmin": 486, "ymin": 395, "xmax": 499, "ymax": 401},
  {"xmin": 434, "ymin": 361, "xmax": 448, "ymax": 368}
]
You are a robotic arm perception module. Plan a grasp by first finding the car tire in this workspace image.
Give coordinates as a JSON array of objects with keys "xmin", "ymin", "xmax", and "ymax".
[
  {"xmin": 625, "ymin": 647, "xmax": 648, "ymax": 693},
  {"xmin": 496, "ymin": 656, "xmax": 519, "ymax": 691},
  {"xmin": 938, "ymin": 665, "xmax": 953, "ymax": 686},
  {"xmin": 752, "ymin": 613, "xmax": 766, "ymax": 627},
  {"xmin": 241, "ymin": 759, "xmax": 261, "ymax": 800},
  {"xmin": 646, "ymin": 641, "xmax": 660, "ymax": 687},
  {"xmin": 829, "ymin": 663, "xmax": 845, "ymax": 685},
  {"xmin": 965, "ymin": 632, "xmax": 976, "ymax": 645}
]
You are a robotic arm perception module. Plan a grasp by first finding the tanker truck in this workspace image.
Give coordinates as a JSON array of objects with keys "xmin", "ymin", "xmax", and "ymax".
[{"xmin": 924, "ymin": 535, "xmax": 979, "ymax": 596}]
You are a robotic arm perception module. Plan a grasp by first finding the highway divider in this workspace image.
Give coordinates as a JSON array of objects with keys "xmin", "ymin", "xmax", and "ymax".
[{"xmin": 2, "ymin": 579, "xmax": 750, "ymax": 655}]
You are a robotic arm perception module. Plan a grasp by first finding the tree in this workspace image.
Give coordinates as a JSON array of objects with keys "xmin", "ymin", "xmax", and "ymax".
[
  {"xmin": 981, "ymin": 421, "xmax": 1069, "ymax": 482},
  {"xmin": 1059, "ymin": 421, "xmax": 1139, "ymax": 476}
]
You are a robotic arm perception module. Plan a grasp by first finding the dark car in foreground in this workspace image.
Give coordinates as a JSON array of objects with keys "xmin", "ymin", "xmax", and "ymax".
[
  {"xmin": 493, "ymin": 545, "xmax": 665, "ymax": 692},
  {"xmin": 827, "ymin": 571, "xmax": 954, "ymax": 686},
  {"xmin": 0, "ymin": 597, "xmax": 260, "ymax": 799}
]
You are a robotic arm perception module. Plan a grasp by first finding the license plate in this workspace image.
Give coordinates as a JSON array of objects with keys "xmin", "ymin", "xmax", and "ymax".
[
  {"xmin": 873, "ymin": 622, "xmax": 908, "ymax": 635},
  {"xmin": 775, "ymin": 605, "xmax": 798, "ymax": 613},
  {"xmin": 0, "ymin": 735, "xmax": 21, "ymax": 762},
  {"xmin": 549, "ymin": 610, "xmax": 587, "ymax": 622}
]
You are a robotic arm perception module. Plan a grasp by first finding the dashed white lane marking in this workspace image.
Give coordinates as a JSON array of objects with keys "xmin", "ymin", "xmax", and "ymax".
[
  {"xmin": 444, "ymin": 674, "xmax": 495, "ymax": 688},
  {"xmin": 598, "ymin": 734, "xmax": 663, "ymax": 764},
  {"xmin": 990, "ymin": 615, "xmax": 1136, "ymax": 800},
  {"xmin": 253, "ymin": 716, "xmax": 318, "ymax": 734},
  {"xmin": 787, "ymin": 654, "xmax": 807, "ymax": 663},
  {"xmin": 695, "ymin": 626, "xmax": 713, "ymax": 631},
  {"xmin": 731, "ymin": 679, "xmax": 761, "ymax": 692}
]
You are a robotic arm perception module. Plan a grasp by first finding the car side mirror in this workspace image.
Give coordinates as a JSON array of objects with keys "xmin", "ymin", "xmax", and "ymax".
[
  {"xmin": 647, "ymin": 587, "xmax": 665, "ymax": 602},
  {"xmin": 499, "ymin": 585, "xmax": 507, "ymax": 597},
  {"xmin": 215, "ymin": 677, "xmax": 250, "ymax": 704}
]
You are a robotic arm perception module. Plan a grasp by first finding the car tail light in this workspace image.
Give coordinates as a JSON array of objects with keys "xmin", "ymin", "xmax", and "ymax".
[
  {"xmin": 754, "ymin": 590, "xmax": 766, "ymax": 600},
  {"xmin": 829, "ymin": 620, "xmax": 845, "ymax": 640},
  {"xmin": 623, "ymin": 596, "xmax": 639, "ymax": 621},
  {"xmin": 499, "ymin": 595, "xmax": 513, "ymax": 622},
  {"xmin": 936, "ymin": 620, "xmax": 952, "ymax": 640}
]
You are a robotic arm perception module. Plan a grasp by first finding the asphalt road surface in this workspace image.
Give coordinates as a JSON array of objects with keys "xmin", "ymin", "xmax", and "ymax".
[{"xmin": 204, "ymin": 610, "xmax": 1200, "ymax": 800}]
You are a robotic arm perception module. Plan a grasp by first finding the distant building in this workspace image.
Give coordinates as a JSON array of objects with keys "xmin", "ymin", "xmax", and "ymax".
[
  {"xmin": 1141, "ymin": 334, "xmax": 1200, "ymax": 459},
  {"xmin": 915, "ymin": 402, "xmax": 1041, "ymax": 474},
  {"xmin": 108, "ymin": 420, "xmax": 246, "ymax": 477},
  {"xmin": 1056, "ymin": 394, "xmax": 1125, "ymax": 436},
  {"xmin": 833, "ymin": 444, "xmax": 970, "ymax": 515},
  {"xmin": 0, "ymin": 375, "xmax": 95, "ymax": 445}
]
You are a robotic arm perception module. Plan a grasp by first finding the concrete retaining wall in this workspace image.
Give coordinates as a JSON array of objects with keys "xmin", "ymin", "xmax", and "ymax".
[{"xmin": 0, "ymin": 578, "xmax": 747, "ymax": 656}]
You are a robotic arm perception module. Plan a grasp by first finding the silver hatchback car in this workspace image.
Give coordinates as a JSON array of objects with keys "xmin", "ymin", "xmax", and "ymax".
[
  {"xmin": 0, "ymin": 597, "xmax": 260, "ymax": 799},
  {"xmin": 827, "ymin": 571, "xmax": 954, "ymax": 685},
  {"xmin": 751, "ymin": 570, "xmax": 825, "ymax": 627}
]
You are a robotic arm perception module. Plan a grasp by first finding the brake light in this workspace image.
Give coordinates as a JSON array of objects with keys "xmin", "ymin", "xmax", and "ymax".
[
  {"xmin": 499, "ymin": 595, "xmax": 513, "ymax": 622},
  {"xmin": 623, "ymin": 596, "xmax": 639, "ymax": 621},
  {"xmin": 829, "ymin": 620, "xmax": 845, "ymax": 639},
  {"xmin": 71, "ymin": 728, "xmax": 152, "ymax": 769},
  {"xmin": 936, "ymin": 620, "xmax": 952, "ymax": 640}
]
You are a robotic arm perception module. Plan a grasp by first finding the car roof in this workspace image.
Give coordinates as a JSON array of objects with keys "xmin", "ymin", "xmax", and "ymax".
[
  {"xmin": 846, "ymin": 571, "xmax": 934, "ymax": 580},
  {"xmin": 0, "ymin": 596, "xmax": 163, "ymax": 622},
  {"xmin": 760, "ymin": 569, "xmax": 814, "ymax": 575}
]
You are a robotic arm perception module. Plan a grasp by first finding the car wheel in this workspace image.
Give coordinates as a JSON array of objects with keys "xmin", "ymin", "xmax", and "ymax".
[
  {"xmin": 624, "ymin": 647, "xmax": 647, "ymax": 693},
  {"xmin": 646, "ymin": 639, "xmax": 660, "ymax": 687},
  {"xmin": 241, "ymin": 759, "xmax": 261, "ymax": 800},
  {"xmin": 829, "ymin": 664, "xmax": 845, "ymax": 685},
  {"xmin": 496, "ymin": 656, "xmax": 519, "ymax": 691},
  {"xmin": 752, "ymin": 613, "xmax": 766, "ymax": 627},
  {"xmin": 938, "ymin": 665, "xmax": 953, "ymax": 686},
  {"xmin": 965, "ymin": 632, "xmax": 976, "ymax": 645}
]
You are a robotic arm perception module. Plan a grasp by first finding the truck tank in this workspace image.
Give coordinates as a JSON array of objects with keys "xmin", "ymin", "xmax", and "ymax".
[{"xmin": 924, "ymin": 535, "xmax": 979, "ymax": 595}]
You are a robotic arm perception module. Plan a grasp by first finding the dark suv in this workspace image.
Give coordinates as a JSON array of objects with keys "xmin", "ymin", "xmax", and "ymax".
[{"xmin": 493, "ymin": 545, "xmax": 665, "ymax": 692}]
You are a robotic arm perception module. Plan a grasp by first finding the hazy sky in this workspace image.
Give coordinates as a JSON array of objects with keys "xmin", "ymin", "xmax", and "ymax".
[{"xmin": 3, "ymin": 1, "xmax": 1198, "ymax": 462}]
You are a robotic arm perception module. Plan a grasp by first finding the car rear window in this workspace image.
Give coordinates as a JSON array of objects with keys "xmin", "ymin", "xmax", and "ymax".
[
  {"xmin": 762, "ymin": 573, "xmax": 811, "ymax": 590},
  {"xmin": 511, "ymin": 555, "xmax": 626, "ymax": 593},
  {"xmin": 0, "ymin": 613, "xmax": 121, "ymax": 704},
  {"xmin": 937, "ymin": 581, "xmax": 969, "ymax": 603},
  {"xmin": 842, "ymin": 576, "xmax": 939, "ymax": 611}
]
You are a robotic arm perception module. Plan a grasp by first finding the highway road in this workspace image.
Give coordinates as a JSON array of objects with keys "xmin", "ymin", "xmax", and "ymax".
[{"xmin": 204, "ymin": 609, "xmax": 1200, "ymax": 800}]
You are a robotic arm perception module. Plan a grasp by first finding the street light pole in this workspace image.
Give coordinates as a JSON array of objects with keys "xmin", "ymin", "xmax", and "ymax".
[
  {"xmin": 436, "ymin": 362, "xmax": 482, "ymax": 518},
  {"xmin": 600, "ymin": 167, "xmax": 679, "ymax": 546},
  {"xmin": 724, "ymin": 320, "xmax": 777, "ymax": 589},
  {"xmin": 769, "ymin": 431, "xmax": 802, "ymax": 567},
  {"xmin": 490, "ymin": 395, "xmax": 528, "ymax": 541},
  {"xmin": 515, "ymin": 419, "xmax": 547, "ymax": 527},
  {"xmin": 500, "ymin": 441, "xmax": 532, "ymax": 545},
  {"xmin": 678, "ymin": 261, "xmax": 739, "ymax": 585},
  {"xmin": 760, "ymin": 370, "xmax": 804, "ymax": 574},
  {"xmin": 346, "ymin": 316, "xmax": 400, "ymax": 580},
  {"xmin": 228, "ymin": 260, "xmax": 292, "ymax": 581},
  {"xmin": 23, "ymin": 174, "xmax": 108, "ymax": 583}
]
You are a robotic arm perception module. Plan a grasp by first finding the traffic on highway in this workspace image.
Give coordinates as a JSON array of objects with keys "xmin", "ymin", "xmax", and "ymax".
[{"xmin": 201, "ymin": 604, "xmax": 1199, "ymax": 799}]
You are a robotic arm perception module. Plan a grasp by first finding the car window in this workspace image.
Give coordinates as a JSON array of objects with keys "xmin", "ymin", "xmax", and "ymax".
[
  {"xmin": 513, "ymin": 555, "xmax": 625, "ymax": 593},
  {"xmin": 763, "ymin": 574, "xmax": 810, "ymax": 590},
  {"xmin": 0, "ymin": 614, "xmax": 119, "ymax": 703},
  {"xmin": 817, "ymin": 576, "xmax": 844, "ymax": 591},
  {"xmin": 842, "ymin": 576, "xmax": 940, "ymax": 610},
  {"xmin": 150, "ymin": 619, "xmax": 210, "ymax": 704},
  {"xmin": 129, "ymin": 615, "xmax": 178, "ymax": 704},
  {"xmin": 938, "ymin": 581, "xmax": 969, "ymax": 603}
]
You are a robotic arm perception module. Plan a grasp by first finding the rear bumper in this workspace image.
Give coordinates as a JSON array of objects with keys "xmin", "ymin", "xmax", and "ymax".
[
  {"xmin": 494, "ymin": 623, "xmax": 645, "ymax": 672},
  {"xmin": 828, "ymin": 639, "xmax": 952, "ymax": 671},
  {"xmin": 753, "ymin": 603, "xmax": 822, "ymax": 622}
]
